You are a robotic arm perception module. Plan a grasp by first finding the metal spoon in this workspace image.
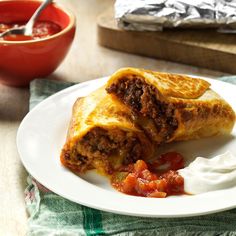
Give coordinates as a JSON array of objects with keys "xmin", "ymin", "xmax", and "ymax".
[{"xmin": 0, "ymin": 0, "xmax": 53, "ymax": 38}]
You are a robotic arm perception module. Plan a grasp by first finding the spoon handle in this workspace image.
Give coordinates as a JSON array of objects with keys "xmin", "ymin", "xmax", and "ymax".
[{"xmin": 25, "ymin": 0, "xmax": 53, "ymax": 35}]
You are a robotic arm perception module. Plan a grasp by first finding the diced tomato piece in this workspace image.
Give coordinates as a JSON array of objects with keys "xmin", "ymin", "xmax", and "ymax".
[
  {"xmin": 140, "ymin": 169, "xmax": 157, "ymax": 181},
  {"xmin": 134, "ymin": 160, "xmax": 148, "ymax": 173},
  {"xmin": 175, "ymin": 175, "xmax": 184, "ymax": 185},
  {"xmin": 148, "ymin": 180, "xmax": 158, "ymax": 189},
  {"xmin": 136, "ymin": 178, "xmax": 153, "ymax": 194},
  {"xmin": 159, "ymin": 152, "xmax": 184, "ymax": 170},
  {"xmin": 147, "ymin": 191, "xmax": 167, "ymax": 198},
  {"xmin": 122, "ymin": 173, "xmax": 137, "ymax": 193},
  {"xmin": 151, "ymin": 152, "xmax": 185, "ymax": 172},
  {"xmin": 154, "ymin": 179, "xmax": 168, "ymax": 192},
  {"xmin": 161, "ymin": 170, "xmax": 184, "ymax": 194}
]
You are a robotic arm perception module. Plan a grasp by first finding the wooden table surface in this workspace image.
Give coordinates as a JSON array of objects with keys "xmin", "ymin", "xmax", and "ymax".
[{"xmin": 0, "ymin": 0, "xmax": 228, "ymax": 235}]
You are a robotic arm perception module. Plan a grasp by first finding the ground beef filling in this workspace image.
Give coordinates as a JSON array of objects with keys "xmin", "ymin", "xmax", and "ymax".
[
  {"xmin": 61, "ymin": 147, "xmax": 91, "ymax": 173},
  {"xmin": 106, "ymin": 77, "xmax": 178, "ymax": 142},
  {"xmin": 78, "ymin": 127, "xmax": 143, "ymax": 172}
]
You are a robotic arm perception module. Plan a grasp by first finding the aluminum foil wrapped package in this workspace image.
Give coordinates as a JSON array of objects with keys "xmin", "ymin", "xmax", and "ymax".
[{"xmin": 115, "ymin": 0, "xmax": 236, "ymax": 31}]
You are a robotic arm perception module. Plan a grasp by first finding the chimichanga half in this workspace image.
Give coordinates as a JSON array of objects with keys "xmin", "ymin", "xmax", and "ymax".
[
  {"xmin": 106, "ymin": 68, "xmax": 235, "ymax": 144},
  {"xmin": 60, "ymin": 87, "xmax": 154, "ymax": 175}
]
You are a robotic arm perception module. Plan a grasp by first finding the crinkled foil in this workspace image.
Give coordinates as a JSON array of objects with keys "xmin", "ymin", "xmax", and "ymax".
[{"xmin": 115, "ymin": 0, "xmax": 236, "ymax": 32}]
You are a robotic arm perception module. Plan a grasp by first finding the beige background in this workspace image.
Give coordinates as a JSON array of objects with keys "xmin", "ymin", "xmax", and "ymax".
[{"xmin": 0, "ymin": 1, "xmax": 227, "ymax": 235}]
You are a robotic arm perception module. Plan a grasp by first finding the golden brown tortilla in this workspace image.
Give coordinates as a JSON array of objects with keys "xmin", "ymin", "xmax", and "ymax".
[
  {"xmin": 106, "ymin": 67, "xmax": 235, "ymax": 144},
  {"xmin": 60, "ymin": 87, "xmax": 154, "ymax": 175}
]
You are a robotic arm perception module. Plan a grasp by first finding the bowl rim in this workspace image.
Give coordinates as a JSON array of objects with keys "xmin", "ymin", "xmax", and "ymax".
[{"xmin": 0, "ymin": 0, "xmax": 76, "ymax": 44}]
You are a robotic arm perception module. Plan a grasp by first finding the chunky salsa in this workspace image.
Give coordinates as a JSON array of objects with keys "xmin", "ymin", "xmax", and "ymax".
[
  {"xmin": 111, "ymin": 152, "xmax": 185, "ymax": 198},
  {"xmin": 0, "ymin": 21, "xmax": 61, "ymax": 41}
]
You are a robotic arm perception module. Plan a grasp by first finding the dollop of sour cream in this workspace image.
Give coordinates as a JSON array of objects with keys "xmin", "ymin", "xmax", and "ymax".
[{"xmin": 178, "ymin": 152, "xmax": 236, "ymax": 194}]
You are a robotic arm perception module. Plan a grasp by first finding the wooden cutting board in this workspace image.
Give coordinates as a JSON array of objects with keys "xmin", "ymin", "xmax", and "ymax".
[{"xmin": 97, "ymin": 8, "xmax": 236, "ymax": 74}]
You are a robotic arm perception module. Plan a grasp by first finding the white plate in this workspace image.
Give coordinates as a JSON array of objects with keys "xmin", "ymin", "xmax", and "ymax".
[{"xmin": 17, "ymin": 76, "xmax": 236, "ymax": 218}]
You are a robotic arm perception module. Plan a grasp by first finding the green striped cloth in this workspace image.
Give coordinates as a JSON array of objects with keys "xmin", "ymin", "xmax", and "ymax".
[{"xmin": 26, "ymin": 77, "xmax": 236, "ymax": 236}]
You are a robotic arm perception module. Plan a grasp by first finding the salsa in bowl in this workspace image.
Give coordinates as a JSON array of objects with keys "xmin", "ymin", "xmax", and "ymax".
[{"xmin": 0, "ymin": 0, "xmax": 76, "ymax": 87}]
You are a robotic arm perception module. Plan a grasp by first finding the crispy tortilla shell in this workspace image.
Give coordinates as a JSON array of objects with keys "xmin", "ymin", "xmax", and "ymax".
[
  {"xmin": 60, "ymin": 87, "xmax": 154, "ymax": 175},
  {"xmin": 106, "ymin": 68, "xmax": 235, "ymax": 144}
]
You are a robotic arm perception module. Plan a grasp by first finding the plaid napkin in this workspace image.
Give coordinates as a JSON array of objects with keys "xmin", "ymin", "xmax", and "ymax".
[{"xmin": 25, "ymin": 77, "xmax": 236, "ymax": 236}]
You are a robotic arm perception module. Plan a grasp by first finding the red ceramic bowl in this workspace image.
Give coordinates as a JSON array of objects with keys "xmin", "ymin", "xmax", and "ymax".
[{"xmin": 0, "ymin": 0, "xmax": 76, "ymax": 87}]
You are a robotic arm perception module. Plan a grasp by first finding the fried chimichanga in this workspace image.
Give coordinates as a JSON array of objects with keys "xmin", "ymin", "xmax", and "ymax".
[
  {"xmin": 106, "ymin": 68, "xmax": 235, "ymax": 144},
  {"xmin": 60, "ymin": 87, "xmax": 154, "ymax": 175}
]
